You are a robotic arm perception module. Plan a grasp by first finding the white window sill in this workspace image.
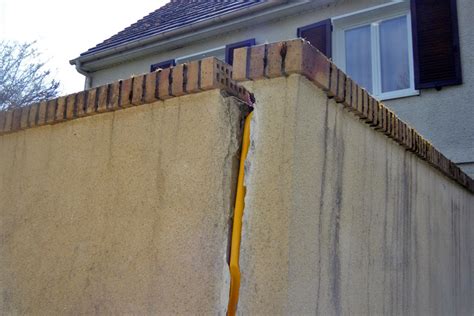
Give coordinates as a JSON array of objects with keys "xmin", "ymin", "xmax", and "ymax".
[{"xmin": 376, "ymin": 89, "xmax": 419, "ymax": 101}]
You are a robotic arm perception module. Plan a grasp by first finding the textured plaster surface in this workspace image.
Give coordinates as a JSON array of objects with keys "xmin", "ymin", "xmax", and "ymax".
[
  {"xmin": 239, "ymin": 75, "xmax": 474, "ymax": 315},
  {"xmin": 0, "ymin": 90, "xmax": 244, "ymax": 314}
]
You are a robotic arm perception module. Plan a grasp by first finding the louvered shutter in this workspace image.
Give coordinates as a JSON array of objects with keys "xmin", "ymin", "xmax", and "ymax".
[
  {"xmin": 297, "ymin": 19, "xmax": 332, "ymax": 58},
  {"xmin": 411, "ymin": 0, "xmax": 462, "ymax": 89}
]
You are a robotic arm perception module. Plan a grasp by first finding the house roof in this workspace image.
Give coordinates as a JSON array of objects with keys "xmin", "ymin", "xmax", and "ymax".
[{"xmin": 80, "ymin": 0, "xmax": 266, "ymax": 57}]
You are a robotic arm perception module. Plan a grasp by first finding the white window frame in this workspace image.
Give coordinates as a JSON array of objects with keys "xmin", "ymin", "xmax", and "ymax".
[{"xmin": 332, "ymin": 1, "xmax": 418, "ymax": 100}]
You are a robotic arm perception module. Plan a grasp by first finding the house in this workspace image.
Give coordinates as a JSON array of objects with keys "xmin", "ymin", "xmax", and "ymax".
[{"xmin": 70, "ymin": 0, "xmax": 473, "ymax": 178}]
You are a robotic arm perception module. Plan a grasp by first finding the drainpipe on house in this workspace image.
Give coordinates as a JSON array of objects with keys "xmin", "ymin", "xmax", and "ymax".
[{"xmin": 74, "ymin": 60, "xmax": 92, "ymax": 90}]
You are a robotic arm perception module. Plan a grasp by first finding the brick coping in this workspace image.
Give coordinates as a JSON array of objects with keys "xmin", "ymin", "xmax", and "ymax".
[
  {"xmin": 0, "ymin": 57, "xmax": 252, "ymax": 136},
  {"xmin": 231, "ymin": 39, "xmax": 473, "ymax": 193},
  {"xmin": 0, "ymin": 39, "xmax": 472, "ymax": 192}
]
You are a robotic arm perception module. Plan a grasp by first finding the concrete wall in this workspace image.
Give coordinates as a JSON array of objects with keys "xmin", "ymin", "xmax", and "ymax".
[
  {"xmin": 238, "ymin": 75, "xmax": 474, "ymax": 315},
  {"xmin": 0, "ymin": 59, "xmax": 472, "ymax": 314},
  {"xmin": 0, "ymin": 90, "xmax": 245, "ymax": 314},
  {"xmin": 85, "ymin": 0, "xmax": 474, "ymax": 177}
]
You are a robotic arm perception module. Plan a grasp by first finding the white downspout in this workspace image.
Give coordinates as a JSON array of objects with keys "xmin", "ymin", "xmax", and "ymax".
[{"xmin": 74, "ymin": 60, "xmax": 92, "ymax": 90}]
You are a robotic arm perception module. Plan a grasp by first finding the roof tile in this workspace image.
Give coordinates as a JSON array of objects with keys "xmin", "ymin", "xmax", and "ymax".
[{"xmin": 81, "ymin": 0, "xmax": 265, "ymax": 57}]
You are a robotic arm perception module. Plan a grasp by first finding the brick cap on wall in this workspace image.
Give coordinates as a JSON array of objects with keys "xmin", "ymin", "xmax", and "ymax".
[
  {"xmin": 0, "ymin": 40, "xmax": 472, "ymax": 193},
  {"xmin": 0, "ymin": 56, "xmax": 253, "ymax": 135},
  {"xmin": 231, "ymin": 39, "xmax": 474, "ymax": 193}
]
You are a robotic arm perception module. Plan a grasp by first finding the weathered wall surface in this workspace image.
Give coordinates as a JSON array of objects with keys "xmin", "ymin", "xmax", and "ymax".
[
  {"xmin": 0, "ymin": 90, "xmax": 245, "ymax": 314},
  {"xmin": 238, "ymin": 75, "xmax": 474, "ymax": 315},
  {"xmin": 1, "ymin": 41, "xmax": 472, "ymax": 314}
]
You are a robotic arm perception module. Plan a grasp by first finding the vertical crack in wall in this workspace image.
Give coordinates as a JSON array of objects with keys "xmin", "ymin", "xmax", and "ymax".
[{"xmin": 220, "ymin": 93, "xmax": 251, "ymax": 314}]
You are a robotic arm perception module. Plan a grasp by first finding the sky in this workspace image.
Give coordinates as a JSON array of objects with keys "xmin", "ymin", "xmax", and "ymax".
[{"xmin": 0, "ymin": 0, "xmax": 169, "ymax": 94}]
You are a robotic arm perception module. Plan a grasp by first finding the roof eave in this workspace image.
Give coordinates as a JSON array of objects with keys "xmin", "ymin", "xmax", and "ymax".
[
  {"xmin": 69, "ymin": 1, "xmax": 279, "ymax": 67},
  {"xmin": 70, "ymin": 0, "xmax": 333, "ymax": 72}
]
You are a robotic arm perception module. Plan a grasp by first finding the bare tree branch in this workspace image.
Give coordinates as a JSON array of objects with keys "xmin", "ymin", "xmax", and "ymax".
[{"xmin": 0, "ymin": 41, "xmax": 60, "ymax": 111}]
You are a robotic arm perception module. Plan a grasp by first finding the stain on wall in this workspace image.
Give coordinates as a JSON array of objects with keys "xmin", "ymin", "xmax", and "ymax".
[{"xmin": 239, "ymin": 75, "xmax": 474, "ymax": 315}]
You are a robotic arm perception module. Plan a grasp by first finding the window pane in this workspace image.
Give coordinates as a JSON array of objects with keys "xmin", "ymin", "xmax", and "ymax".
[
  {"xmin": 345, "ymin": 25, "xmax": 372, "ymax": 93},
  {"xmin": 380, "ymin": 16, "xmax": 410, "ymax": 92}
]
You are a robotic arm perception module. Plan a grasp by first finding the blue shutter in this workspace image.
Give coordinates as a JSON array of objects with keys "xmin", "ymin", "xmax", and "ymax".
[
  {"xmin": 150, "ymin": 59, "xmax": 176, "ymax": 72},
  {"xmin": 297, "ymin": 19, "xmax": 332, "ymax": 58}
]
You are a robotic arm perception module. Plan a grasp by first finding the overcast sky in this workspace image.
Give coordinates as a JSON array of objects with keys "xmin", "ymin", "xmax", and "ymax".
[{"xmin": 0, "ymin": 0, "xmax": 169, "ymax": 94}]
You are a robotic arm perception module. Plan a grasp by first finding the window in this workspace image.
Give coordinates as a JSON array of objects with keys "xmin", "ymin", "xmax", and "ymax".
[
  {"xmin": 150, "ymin": 59, "xmax": 175, "ymax": 72},
  {"xmin": 333, "ymin": 2, "xmax": 417, "ymax": 100},
  {"xmin": 225, "ymin": 39, "xmax": 256, "ymax": 65}
]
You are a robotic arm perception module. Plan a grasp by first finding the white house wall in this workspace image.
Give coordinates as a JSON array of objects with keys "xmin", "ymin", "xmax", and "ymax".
[{"xmin": 88, "ymin": 0, "xmax": 387, "ymax": 86}]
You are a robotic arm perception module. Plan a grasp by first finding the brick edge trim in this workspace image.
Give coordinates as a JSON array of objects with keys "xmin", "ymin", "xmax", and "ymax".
[
  {"xmin": 0, "ymin": 57, "xmax": 252, "ymax": 134},
  {"xmin": 232, "ymin": 39, "xmax": 473, "ymax": 193}
]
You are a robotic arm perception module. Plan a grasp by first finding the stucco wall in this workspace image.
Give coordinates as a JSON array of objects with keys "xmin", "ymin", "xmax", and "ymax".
[
  {"xmin": 86, "ymin": 0, "xmax": 473, "ymax": 177},
  {"xmin": 0, "ymin": 64, "xmax": 472, "ymax": 315},
  {"xmin": 238, "ymin": 75, "xmax": 474, "ymax": 315},
  {"xmin": 0, "ymin": 90, "xmax": 245, "ymax": 314}
]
